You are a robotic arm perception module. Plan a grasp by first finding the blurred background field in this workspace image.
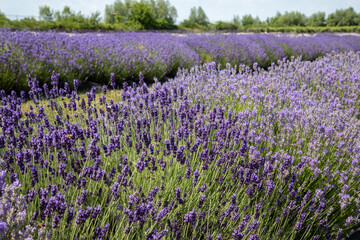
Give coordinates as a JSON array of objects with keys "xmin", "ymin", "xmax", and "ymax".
[{"xmin": 1, "ymin": 30, "xmax": 360, "ymax": 94}]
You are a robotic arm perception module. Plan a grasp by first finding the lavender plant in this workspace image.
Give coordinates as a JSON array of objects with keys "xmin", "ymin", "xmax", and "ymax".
[
  {"xmin": 0, "ymin": 170, "xmax": 48, "ymax": 239},
  {"xmin": 0, "ymin": 51, "xmax": 359, "ymax": 239}
]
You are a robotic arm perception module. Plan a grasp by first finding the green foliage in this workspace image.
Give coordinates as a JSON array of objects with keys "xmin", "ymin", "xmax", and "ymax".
[
  {"xmin": 214, "ymin": 21, "xmax": 238, "ymax": 30},
  {"xmin": 214, "ymin": 14, "xmax": 264, "ymax": 30},
  {"xmin": 213, "ymin": 8, "xmax": 360, "ymax": 31},
  {"xmin": 233, "ymin": 15, "xmax": 241, "ymax": 26},
  {"xmin": 0, "ymin": 11, "xmax": 10, "ymax": 27},
  {"xmin": 104, "ymin": 0, "xmax": 177, "ymax": 29},
  {"xmin": 129, "ymin": 2, "xmax": 156, "ymax": 29},
  {"xmin": 154, "ymin": 17, "xmax": 177, "ymax": 30},
  {"xmin": 53, "ymin": 6, "xmax": 85, "ymax": 23},
  {"xmin": 268, "ymin": 11, "xmax": 307, "ymax": 27},
  {"xmin": 149, "ymin": 0, "xmax": 177, "ymax": 26},
  {"xmin": 89, "ymin": 12, "xmax": 102, "ymax": 25},
  {"xmin": 0, "ymin": 5, "xmax": 108, "ymax": 31},
  {"xmin": 39, "ymin": 5, "xmax": 54, "ymax": 21},
  {"xmin": 241, "ymin": 14, "xmax": 261, "ymax": 26},
  {"xmin": 327, "ymin": 7, "xmax": 360, "ymax": 26},
  {"xmin": 105, "ymin": 0, "xmax": 133, "ymax": 24},
  {"xmin": 180, "ymin": 6, "xmax": 209, "ymax": 29},
  {"xmin": 196, "ymin": 7, "xmax": 209, "ymax": 26},
  {"xmin": 1, "ymin": 5, "xmax": 360, "ymax": 31},
  {"xmin": 307, "ymin": 12, "xmax": 326, "ymax": 27}
]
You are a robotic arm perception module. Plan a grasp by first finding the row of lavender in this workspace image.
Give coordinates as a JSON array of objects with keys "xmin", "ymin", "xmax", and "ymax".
[
  {"xmin": 1, "ymin": 29, "xmax": 360, "ymax": 92},
  {"xmin": 1, "ymin": 51, "xmax": 360, "ymax": 239}
]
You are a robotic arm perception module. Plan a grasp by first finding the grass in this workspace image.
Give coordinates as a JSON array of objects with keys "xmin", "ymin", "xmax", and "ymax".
[{"xmin": 20, "ymin": 89, "xmax": 123, "ymax": 123}]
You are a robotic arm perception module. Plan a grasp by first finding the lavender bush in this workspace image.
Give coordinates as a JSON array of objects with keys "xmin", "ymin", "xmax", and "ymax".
[
  {"xmin": 1, "ymin": 29, "xmax": 360, "ymax": 93},
  {"xmin": 0, "ymin": 30, "xmax": 200, "ymax": 93},
  {"xmin": 0, "ymin": 51, "xmax": 359, "ymax": 239},
  {"xmin": 0, "ymin": 170, "xmax": 48, "ymax": 239}
]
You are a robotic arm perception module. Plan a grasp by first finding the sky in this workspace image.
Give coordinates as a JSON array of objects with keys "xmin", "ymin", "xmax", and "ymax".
[{"xmin": 1, "ymin": 0, "xmax": 360, "ymax": 23}]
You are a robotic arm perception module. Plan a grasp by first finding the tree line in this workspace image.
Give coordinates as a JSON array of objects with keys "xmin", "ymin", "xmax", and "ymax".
[
  {"xmin": 216, "ymin": 8, "xmax": 360, "ymax": 29},
  {"xmin": 104, "ymin": 0, "xmax": 178, "ymax": 29},
  {"xmin": 0, "ymin": 5, "xmax": 105, "ymax": 30},
  {"xmin": 0, "ymin": 1, "xmax": 360, "ymax": 31}
]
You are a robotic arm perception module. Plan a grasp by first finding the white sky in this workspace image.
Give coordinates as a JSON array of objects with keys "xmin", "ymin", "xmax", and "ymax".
[{"xmin": 1, "ymin": 0, "xmax": 360, "ymax": 23}]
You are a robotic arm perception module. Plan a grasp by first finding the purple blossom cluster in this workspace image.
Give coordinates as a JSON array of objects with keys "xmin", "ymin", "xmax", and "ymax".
[{"xmin": 0, "ymin": 50, "xmax": 360, "ymax": 239}]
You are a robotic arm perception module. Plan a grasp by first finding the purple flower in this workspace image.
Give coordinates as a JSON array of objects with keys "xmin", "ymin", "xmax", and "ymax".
[
  {"xmin": 147, "ymin": 186, "xmax": 159, "ymax": 201},
  {"xmin": 0, "ymin": 221, "xmax": 8, "ymax": 236},
  {"xmin": 198, "ymin": 194, "xmax": 206, "ymax": 208},
  {"xmin": 295, "ymin": 220, "xmax": 303, "ymax": 231},
  {"xmin": 73, "ymin": 79, "xmax": 79, "ymax": 91},
  {"xmin": 111, "ymin": 183, "xmax": 120, "ymax": 200},
  {"xmin": 231, "ymin": 212, "xmax": 239, "ymax": 221},
  {"xmin": 77, "ymin": 190, "xmax": 89, "ymax": 206},
  {"xmin": 248, "ymin": 220, "xmax": 261, "ymax": 232},
  {"xmin": 193, "ymin": 170, "xmax": 200, "ymax": 186},
  {"xmin": 92, "ymin": 205, "xmax": 101, "ymax": 219},
  {"xmin": 64, "ymin": 82, "xmax": 70, "ymax": 96},
  {"xmin": 155, "ymin": 208, "xmax": 169, "ymax": 222},
  {"xmin": 248, "ymin": 234, "xmax": 259, "ymax": 240},
  {"xmin": 199, "ymin": 184, "xmax": 207, "ymax": 193},
  {"xmin": 75, "ymin": 207, "xmax": 93, "ymax": 224},
  {"xmin": 26, "ymin": 189, "xmax": 36, "ymax": 202},
  {"xmin": 245, "ymin": 185, "xmax": 255, "ymax": 198},
  {"xmin": 51, "ymin": 71, "xmax": 59, "ymax": 86},
  {"xmin": 175, "ymin": 188, "xmax": 186, "ymax": 205},
  {"xmin": 176, "ymin": 145, "xmax": 185, "ymax": 164},
  {"xmin": 185, "ymin": 167, "xmax": 192, "ymax": 179},
  {"xmin": 266, "ymin": 178, "xmax": 274, "ymax": 195},
  {"xmin": 110, "ymin": 73, "xmax": 115, "ymax": 88},
  {"xmin": 232, "ymin": 229, "xmax": 244, "ymax": 239},
  {"xmin": 52, "ymin": 214, "xmax": 60, "ymax": 228},
  {"xmin": 102, "ymin": 85, "xmax": 107, "ymax": 95},
  {"xmin": 100, "ymin": 224, "xmax": 110, "ymax": 239},
  {"xmin": 153, "ymin": 228, "xmax": 169, "ymax": 239},
  {"xmin": 184, "ymin": 209, "xmax": 197, "ymax": 225},
  {"xmin": 336, "ymin": 228, "xmax": 342, "ymax": 239}
]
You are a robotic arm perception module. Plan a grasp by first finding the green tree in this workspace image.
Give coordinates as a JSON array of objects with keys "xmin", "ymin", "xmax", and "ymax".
[
  {"xmin": 188, "ymin": 7, "xmax": 197, "ymax": 25},
  {"xmin": 196, "ymin": 7, "xmax": 209, "ymax": 26},
  {"xmin": 89, "ymin": 11, "xmax": 101, "ymax": 25},
  {"xmin": 129, "ymin": 2, "xmax": 156, "ymax": 29},
  {"xmin": 327, "ymin": 7, "xmax": 360, "ymax": 26},
  {"xmin": 267, "ymin": 12, "xmax": 281, "ymax": 26},
  {"xmin": 61, "ymin": 6, "xmax": 72, "ymax": 20},
  {"xmin": 55, "ymin": 6, "xmax": 71, "ymax": 21},
  {"xmin": 181, "ymin": 6, "xmax": 209, "ymax": 28},
  {"xmin": 307, "ymin": 12, "xmax": 326, "ymax": 27},
  {"xmin": 105, "ymin": 0, "xmax": 177, "ymax": 29},
  {"xmin": 241, "ymin": 14, "xmax": 261, "ymax": 26},
  {"xmin": 104, "ymin": 4, "xmax": 115, "ymax": 24},
  {"xmin": 232, "ymin": 15, "xmax": 241, "ymax": 26},
  {"xmin": 114, "ymin": 0, "xmax": 133, "ymax": 22},
  {"xmin": 39, "ymin": 5, "xmax": 54, "ymax": 21},
  {"xmin": 149, "ymin": 0, "xmax": 177, "ymax": 26},
  {"xmin": 0, "ymin": 11, "xmax": 10, "ymax": 27},
  {"xmin": 215, "ymin": 21, "xmax": 238, "ymax": 30},
  {"xmin": 268, "ymin": 11, "xmax": 307, "ymax": 26}
]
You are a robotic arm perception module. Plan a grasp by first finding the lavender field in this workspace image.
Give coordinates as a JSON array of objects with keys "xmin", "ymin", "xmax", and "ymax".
[
  {"xmin": 1, "ymin": 30, "xmax": 360, "ymax": 93},
  {"xmin": 1, "ymin": 30, "xmax": 360, "ymax": 240}
]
